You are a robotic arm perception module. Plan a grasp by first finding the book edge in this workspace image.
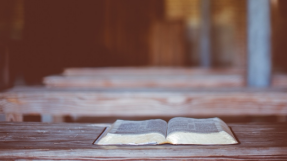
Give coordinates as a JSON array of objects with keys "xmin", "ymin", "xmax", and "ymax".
[{"xmin": 93, "ymin": 125, "xmax": 112, "ymax": 145}]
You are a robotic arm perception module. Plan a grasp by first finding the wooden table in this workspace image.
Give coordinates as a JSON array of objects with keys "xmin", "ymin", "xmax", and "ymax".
[{"xmin": 1, "ymin": 122, "xmax": 287, "ymax": 160}]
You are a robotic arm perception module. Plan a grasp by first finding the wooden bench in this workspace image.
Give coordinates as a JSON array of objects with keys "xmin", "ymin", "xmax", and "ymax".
[
  {"xmin": 44, "ymin": 67, "xmax": 287, "ymax": 88},
  {"xmin": 2, "ymin": 68, "xmax": 287, "ymax": 122},
  {"xmin": 1, "ymin": 86, "xmax": 287, "ymax": 122},
  {"xmin": 63, "ymin": 67, "xmax": 243, "ymax": 76},
  {"xmin": 0, "ymin": 122, "xmax": 286, "ymax": 160},
  {"xmin": 44, "ymin": 74, "xmax": 287, "ymax": 88}
]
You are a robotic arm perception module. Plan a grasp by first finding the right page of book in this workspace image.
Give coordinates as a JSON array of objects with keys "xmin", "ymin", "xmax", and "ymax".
[{"xmin": 166, "ymin": 117, "xmax": 238, "ymax": 144}]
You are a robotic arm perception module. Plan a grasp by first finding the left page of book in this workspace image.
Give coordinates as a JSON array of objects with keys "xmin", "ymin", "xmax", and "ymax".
[{"xmin": 97, "ymin": 119, "xmax": 168, "ymax": 145}]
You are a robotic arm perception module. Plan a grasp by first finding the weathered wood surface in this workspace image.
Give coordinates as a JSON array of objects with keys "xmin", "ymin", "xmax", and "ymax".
[
  {"xmin": 44, "ymin": 74, "xmax": 246, "ymax": 88},
  {"xmin": 1, "ymin": 87, "xmax": 287, "ymax": 117},
  {"xmin": 44, "ymin": 74, "xmax": 287, "ymax": 88},
  {"xmin": 63, "ymin": 67, "xmax": 243, "ymax": 76},
  {"xmin": 0, "ymin": 122, "xmax": 287, "ymax": 160},
  {"xmin": 44, "ymin": 68, "xmax": 287, "ymax": 88}
]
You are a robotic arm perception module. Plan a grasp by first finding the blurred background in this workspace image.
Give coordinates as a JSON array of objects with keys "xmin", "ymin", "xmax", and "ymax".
[{"xmin": 1, "ymin": 0, "xmax": 287, "ymax": 123}]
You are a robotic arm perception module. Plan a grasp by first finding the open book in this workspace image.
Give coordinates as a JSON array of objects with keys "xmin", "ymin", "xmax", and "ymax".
[{"xmin": 95, "ymin": 117, "xmax": 238, "ymax": 145}]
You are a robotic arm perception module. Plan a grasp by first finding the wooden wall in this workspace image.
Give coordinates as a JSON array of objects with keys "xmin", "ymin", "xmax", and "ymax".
[
  {"xmin": 165, "ymin": 0, "xmax": 247, "ymax": 68},
  {"xmin": 0, "ymin": 0, "xmax": 24, "ymax": 89},
  {"xmin": 96, "ymin": 0, "xmax": 164, "ymax": 67},
  {"xmin": 149, "ymin": 20, "xmax": 188, "ymax": 66},
  {"xmin": 16, "ymin": 0, "xmax": 189, "ymax": 84},
  {"xmin": 272, "ymin": 0, "xmax": 287, "ymax": 73},
  {"xmin": 99, "ymin": 0, "xmax": 188, "ymax": 67},
  {"xmin": 211, "ymin": 0, "xmax": 247, "ymax": 68},
  {"xmin": 3, "ymin": 0, "xmax": 287, "ymax": 85}
]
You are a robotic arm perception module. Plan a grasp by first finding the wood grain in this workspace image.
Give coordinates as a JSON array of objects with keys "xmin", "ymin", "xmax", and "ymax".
[
  {"xmin": 0, "ymin": 122, "xmax": 286, "ymax": 160},
  {"xmin": 44, "ymin": 68, "xmax": 287, "ymax": 88},
  {"xmin": 44, "ymin": 74, "xmax": 246, "ymax": 88},
  {"xmin": 1, "ymin": 87, "xmax": 287, "ymax": 117},
  {"xmin": 63, "ymin": 67, "xmax": 243, "ymax": 76}
]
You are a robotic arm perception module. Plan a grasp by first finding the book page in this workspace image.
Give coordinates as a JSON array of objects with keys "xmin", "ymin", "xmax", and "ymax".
[
  {"xmin": 166, "ymin": 117, "xmax": 238, "ymax": 144},
  {"xmin": 97, "ymin": 119, "xmax": 168, "ymax": 145},
  {"xmin": 110, "ymin": 119, "xmax": 167, "ymax": 136},
  {"xmin": 167, "ymin": 117, "xmax": 220, "ymax": 135}
]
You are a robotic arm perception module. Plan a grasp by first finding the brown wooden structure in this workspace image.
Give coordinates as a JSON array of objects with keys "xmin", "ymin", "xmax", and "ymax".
[
  {"xmin": 43, "ymin": 68, "xmax": 287, "ymax": 88},
  {"xmin": 1, "ymin": 86, "xmax": 287, "ymax": 122},
  {"xmin": 44, "ymin": 73, "xmax": 287, "ymax": 88},
  {"xmin": 0, "ymin": 122, "xmax": 287, "ymax": 160},
  {"xmin": 63, "ymin": 67, "xmax": 242, "ymax": 76}
]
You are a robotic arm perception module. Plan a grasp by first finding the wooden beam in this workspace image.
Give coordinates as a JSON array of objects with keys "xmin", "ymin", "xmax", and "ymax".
[
  {"xmin": 44, "ymin": 74, "xmax": 244, "ymax": 88},
  {"xmin": 63, "ymin": 67, "xmax": 243, "ymax": 76},
  {"xmin": 247, "ymin": 0, "xmax": 272, "ymax": 87},
  {"xmin": 43, "ymin": 74, "xmax": 287, "ymax": 88}
]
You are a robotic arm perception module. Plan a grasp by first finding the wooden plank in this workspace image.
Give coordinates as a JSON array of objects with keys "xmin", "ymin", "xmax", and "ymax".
[
  {"xmin": 44, "ymin": 74, "xmax": 244, "ymax": 88},
  {"xmin": 0, "ymin": 122, "xmax": 286, "ymax": 160},
  {"xmin": 1, "ymin": 87, "xmax": 287, "ymax": 117},
  {"xmin": 247, "ymin": 0, "xmax": 272, "ymax": 87},
  {"xmin": 44, "ymin": 74, "xmax": 287, "ymax": 88},
  {"xmin": 63, "ymin": 67, "xmax": 243, "ymax": 76},
  {"xmin": 45, "ymin": 68, "xmax": 287, "ymax": 88}
]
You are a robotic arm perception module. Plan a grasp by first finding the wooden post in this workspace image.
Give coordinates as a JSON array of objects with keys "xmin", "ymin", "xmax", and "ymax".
[
  {"xmin": 199, "ymin": 0, "xmax": 211, "ymax": 68},
  {"xmin": 247, "ymin": 0, "xmax": 271, "ymax": 87}
]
